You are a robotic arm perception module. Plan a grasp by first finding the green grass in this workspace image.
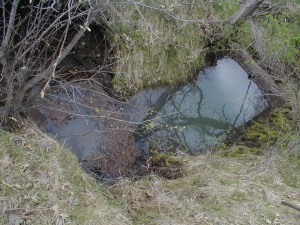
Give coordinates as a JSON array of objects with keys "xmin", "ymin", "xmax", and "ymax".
[
  {"xmin": 192, "ymin": 175, "xmax": 209, "ymax": 187},
  {"xmin": 229, "ymin": 190, "xmax": 247, "ymax": 202},
  {"xmin": 212, "ymin": 0, "xmax": 239, "ymax": 17}
]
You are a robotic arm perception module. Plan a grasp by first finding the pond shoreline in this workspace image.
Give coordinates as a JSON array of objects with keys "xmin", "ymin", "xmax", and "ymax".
[{"xmin": 29, "ymin": 53, "xmax": 279, "ymax": 180}]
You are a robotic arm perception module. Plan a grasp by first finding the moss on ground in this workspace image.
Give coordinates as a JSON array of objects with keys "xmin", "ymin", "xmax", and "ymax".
[
  {"xmin": 220, "ymin": 145, "xmax": 263, "ymax": 158},
  {"xmin": 245, "ymin": 109, "xmax": 294, "ymax": 145},
  {"xmin": 149, "ymin": 149, "xmax": 185, "ymax": 179},
  {"xmin": 217, "ymin": 108, "xmax": 297, "ymax": 158}
]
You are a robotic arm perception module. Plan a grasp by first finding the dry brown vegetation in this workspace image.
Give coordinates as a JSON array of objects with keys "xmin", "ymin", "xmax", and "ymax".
[
  {"xmin": 1, "ymin": 1, "xmax": 300, "ymax": 224},
  {"xmin": 1, "ymin": 108, "xmax": 299, "ymax": 224},
  {"xmin": 0, "ymin": 122, "xmax": 131, "ymax": 225},
  {"xmin": 109, "ymin": 109, "xmax": 300, "ymax": 224},
  {"xmin": 111, "ymin": 152, "xmax": 300, "ymax": 224}
]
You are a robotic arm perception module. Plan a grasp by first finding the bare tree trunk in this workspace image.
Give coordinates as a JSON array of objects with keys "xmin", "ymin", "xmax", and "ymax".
[
  {"xmin": 228, "ymin": 0, "xmax": 264, "ymax": 25},
  {"xmin": 9, "ymin": 11, "xmax": 96, "ymax": 115},
  {"xmin": 3, "ymin": 74, "xmax": 14, "ymax": 120},
  {"xmin": 232, "ymin": 43, "xmax": 285, "ymax": 108},
  {"xmin": 0, "ymin": 0, "xmax": 20, "ymax": 60},
  {"xmin": 0, "ymin": 0, "xmax": 20, "ymax": 113},
  {"xmin": 296, "ymin": 83, "xmax": 300, "ymax": 124},
  {"xmin": 0, "ymin": 1, "xmax": 100, "ymax": 125},
  {"xmin": 281, "ymin": 200, "xmax": 300, "ymax": 211}
]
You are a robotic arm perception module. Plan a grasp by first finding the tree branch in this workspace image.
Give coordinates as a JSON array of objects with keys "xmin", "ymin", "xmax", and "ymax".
[
  {"xmin": 228, "ymin": 0, "xmax": 264, "ymax": 25},
  {"xmin": 0, "ymin": 0, "xmax": 20, "ymax": 60}
]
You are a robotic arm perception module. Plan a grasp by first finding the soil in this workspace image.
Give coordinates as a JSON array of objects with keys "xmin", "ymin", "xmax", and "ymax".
[{"xmin": 57, "ymin": 24, "xmax": 115, "ymax": 96}]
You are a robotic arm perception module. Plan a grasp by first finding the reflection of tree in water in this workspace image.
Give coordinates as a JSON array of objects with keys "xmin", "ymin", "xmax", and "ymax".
[
  {"xmin": 138, "ymin": 79, "xmax": 267, "ymax": 152},
  {"xmin": 151, "ymin": 85, "xmax": 232, "ymax": 152},
  {"xmin": 249, "ymin": 84, "xmax": 268, "ymax": 116}
]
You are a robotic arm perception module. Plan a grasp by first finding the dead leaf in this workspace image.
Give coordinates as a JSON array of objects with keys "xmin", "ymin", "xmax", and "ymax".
[
  {"xmin": 13, "ymin": 184, "xmax": 22, "ymax": 189},
  {"xmin": 61, "ymin": 183, "xmax": 68, "ymax": 191},
  {"xmin": 145, "ymin": 191, "xmax": 154, "ymax": 198},
  {"xmin": 265, "ymin": 219, "xmax": 272, "ymax": 224}
]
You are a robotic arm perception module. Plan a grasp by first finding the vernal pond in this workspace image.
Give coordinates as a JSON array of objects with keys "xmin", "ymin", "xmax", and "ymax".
[
  {"xmin": 126, "ymin": 58, "xmax": 268, "ymax": 153},
  {"xmin": 32, "ymin": 57, "xmax": 268, "ymax": 161}
]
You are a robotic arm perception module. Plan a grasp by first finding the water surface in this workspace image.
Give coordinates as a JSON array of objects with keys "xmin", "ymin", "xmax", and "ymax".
[
  {"xmin": 34, "ymin": 57, "xmax": 268, "ymax": 159},
  {"xmin": 130, "ymin": 58, "xmax": 268, "ymax": 152}
]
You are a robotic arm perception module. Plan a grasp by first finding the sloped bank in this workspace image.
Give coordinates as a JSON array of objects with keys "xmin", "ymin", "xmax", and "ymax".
[
  {"xmin": 2, "ymin": 107, "xmax": 299, "ymax": 225},
  {"xmin": 0, "ymin": 123, "xmax": 132, "ymax": 225}
]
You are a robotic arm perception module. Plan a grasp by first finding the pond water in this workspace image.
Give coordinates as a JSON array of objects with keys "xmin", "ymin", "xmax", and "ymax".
[
  {"xmin": 33, "ymin": 57, "xmax": 268, "ymax": 161},
  {"xmin": 123, "ymin": 57, "xmax": 268, "ymax": 153},
  {"xmin": 34, "ymin": 90, "xmax": 106, "ymax": 160}
]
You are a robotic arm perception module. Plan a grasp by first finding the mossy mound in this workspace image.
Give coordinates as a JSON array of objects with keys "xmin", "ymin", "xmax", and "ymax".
[
  {"xmin": 149, "ymin": 150, "xmax": 185, "ymax": 179},
  {"xmin": 218, "ymin": 108, "xmax": 297, "ymax": 158}
]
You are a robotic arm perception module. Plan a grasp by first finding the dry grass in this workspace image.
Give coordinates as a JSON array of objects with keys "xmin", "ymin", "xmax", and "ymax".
[
  {"xmin": 0, "ymin": 115, "xmax": 299, "ymax": 225},
  {"xmin": 0, "ymin": 122, "xmax": 131, "ymax": 225},
  {"xmin": 0, "ymin": 110, "xmax": 299, "ymax": 225},
  {"xmin": 110, "ymin": 147, "xmax": 300, "ymax": 224},
  {"xmin": 109, "ymin": 109, "xmax": 300, "ymax": 224}
]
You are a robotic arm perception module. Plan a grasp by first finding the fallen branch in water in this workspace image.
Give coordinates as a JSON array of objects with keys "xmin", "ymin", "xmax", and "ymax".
[{"xmin": 231, "ymin": 43, "xmax": 286, "ymax": 108}]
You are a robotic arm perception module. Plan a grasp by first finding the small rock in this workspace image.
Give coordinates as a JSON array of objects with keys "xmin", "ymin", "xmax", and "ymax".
[
  {"xmin": 22, "ymin": 163, "xmax": 30, "ymax": 172},
  {"xmin": 9, "ymin": 214, "xmax": 23, "ymax": 225},
  {"xmin": 265, "ymin": 219, "xmax": 272, "ymax": 224},
  {"xmin": 11, "ymin": 136, "xmax": 26, "ymax": 146},
  {"xmin": 40, "ymin": 172, "xmax": 49, "ymax": 184}
]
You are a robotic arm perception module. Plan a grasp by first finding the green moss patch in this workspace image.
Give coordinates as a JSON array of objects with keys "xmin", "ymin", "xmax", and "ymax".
[
  {"xmin": 149, "ymin": 150, "xmax": 185, "ymax": 179},
  {"xmin": 219, "ymin": 108, "xmax": 296, "ymax": 156},
  {"xmin": 220, "ymin": 145, "xmax": 263, "ymax": 158}
]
